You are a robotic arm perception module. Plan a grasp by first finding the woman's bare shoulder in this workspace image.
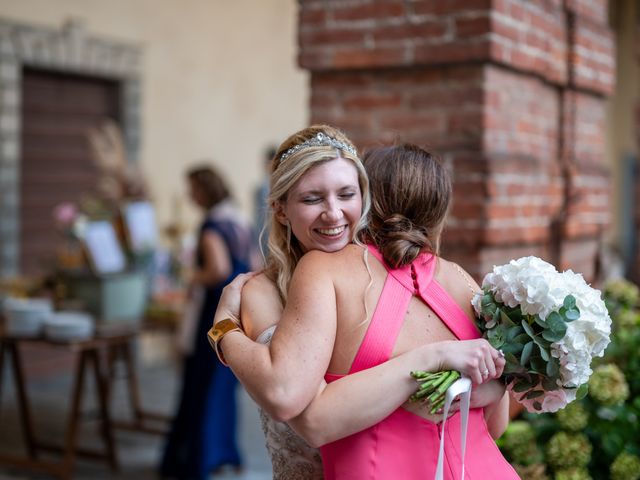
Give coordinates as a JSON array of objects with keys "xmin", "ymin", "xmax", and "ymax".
[
  {"xmin": 298, "ymin": 244, "xmax": 366, "ymax": 271},
  {"xmin": 436, "ymin": 257, "xmax": 482, "ymax": 309}
]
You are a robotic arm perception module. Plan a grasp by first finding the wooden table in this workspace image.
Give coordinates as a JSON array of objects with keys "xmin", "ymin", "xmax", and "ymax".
[{"xmin": 0, "ymin": 325, "xmax": 168, "ymax": 479}]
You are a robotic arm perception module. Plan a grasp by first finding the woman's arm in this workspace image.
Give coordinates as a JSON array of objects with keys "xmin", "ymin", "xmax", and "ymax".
[
  {"xmin": 218, "ymin": 263, "xmax": 505, "ymax": 431},
  {"xmin": 216, "ymin": 251, "xmax": 337, "ymax": 421},
  {"xmin": 191, "ymin": 231, "xmax": 232, "ymax": 286}
]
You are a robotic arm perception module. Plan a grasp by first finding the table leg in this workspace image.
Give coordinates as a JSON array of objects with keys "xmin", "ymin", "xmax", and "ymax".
[
  {"xmin": 60, "ymin": 350, "xmax": 88, "ymax": 480},
  {"xmin": 120, "ymin": 340, "xmax": 144, "ymax": 422},
  {"xmin": 8, "ymin": 342, "xmax": 38, "ymax": 459},
  {"xmin": 89, "ymin": 349, "xmax": 118, "ymax": 472},
  {"xmin": 0, "ymin": 341, "xmax": 5, "ymax": 410}
]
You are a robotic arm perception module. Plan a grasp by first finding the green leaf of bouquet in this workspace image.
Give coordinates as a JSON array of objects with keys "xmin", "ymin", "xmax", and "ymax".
[
  {"xmin": 521, "ymin": 319, "xmax": 536, "ymax": 339},
  {"xmin": 565, "ymin": 308, "xmax": 580, "ymax": 321},
  {"xmin": 504, "ymin": 352, "xmax": 519, "ymax": 365},
  {"xmin": 521, "ymin": 341, "xmax": 534, "ymax": 366},
  {"xmin": 530, "ymin": 357, "xmax": 546, "ymax": 373},
  {"xmin": 551, "ymin": 322, "xmax": 567, "ymax": 338},
  {"xmin": 576, "ymin": 383, "xmax": 588, "ymax": 400},
  {"xmin": 481, "ymin": 293, "xmax": 497, "ymax": 316},
  {"xmin": 563, "ymin": 295, "xmax": 576, "ymax": 310},
  {"xmin": 542, "ymin": 376, "xmax": 558, "ymax": 391},
  {"xmin": 513, "ymin": 378, "xmax": 537, "ymax": 392},
  {"xmin": 507, "ymin": 307, "xmax": 523, "ymax": 322},
  {"xmin": 534, "ymin": 315, "xmax": 547, "ymax": 328},
  {"xmin": 506, "ymin": 325, "xmax": 523, "ymax": 342},
  {"xmin": 503, "ymin": 362, "xmax": 525, "ymax": 374},
  {"xmin": 500, "ymin": 310, "xmax": 516, "ymax": 326},
  {"xmin": 533, "ymin": 401, "xmax": 542, "ymax": 411},
  {"xmin": 487, "ymin": 326, "xmax": 505, "ymax": 349},
  {"xmin": 538, "ymin": 344, "xmax": 550, "ymax": 362},
  {"xmin": 501, "ymin": 342, "xmax": 523, "ymax": 355},
  {"xmin": 546, "ymin": 356, "xmax": 558, "ymax": 376},
  {"xmin": 513, "ymin": 333, "xmax": 530, "ymax": 344},
  {"xmin": 546, "ymin": 311, "xmax": 563, "ymax": 327},
  {"xmin": 526, "ymin": 390, "xmax": 544, "ymax": 399},
  {"xmin": 542, "ymin": 329, "xmax": 564, "ymax": 342}
]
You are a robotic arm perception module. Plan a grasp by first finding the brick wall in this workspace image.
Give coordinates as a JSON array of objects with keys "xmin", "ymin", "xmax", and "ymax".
[{"xmin": 299, "ymin": 0, "xmax": 614, "ymax": 281}]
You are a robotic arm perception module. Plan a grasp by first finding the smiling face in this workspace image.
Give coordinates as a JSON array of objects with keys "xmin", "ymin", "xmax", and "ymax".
[{"xmin": 277, "ymin": 157, "xmax": 362, "ymax": 253}]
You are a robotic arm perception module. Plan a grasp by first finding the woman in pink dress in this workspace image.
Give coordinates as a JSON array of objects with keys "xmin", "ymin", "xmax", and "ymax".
[{"xmin": 214, "ymin": 133, "xmax": 516, "ymax": 478}]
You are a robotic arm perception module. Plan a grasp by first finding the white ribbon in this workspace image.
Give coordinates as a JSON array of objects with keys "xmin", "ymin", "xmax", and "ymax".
[{"xmin": 435, "ymin": 375, "xmax": 472, "ymax": 480}]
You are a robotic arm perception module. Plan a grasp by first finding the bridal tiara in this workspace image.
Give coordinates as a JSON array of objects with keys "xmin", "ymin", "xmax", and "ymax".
[{"xmin": 279, "ymin": 132, "xmax": 358, "ymax": 164}]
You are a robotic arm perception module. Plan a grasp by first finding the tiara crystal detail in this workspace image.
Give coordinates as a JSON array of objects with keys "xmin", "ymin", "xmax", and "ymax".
[{"xmin": 279, "ymin": 132, "xmax": 358, "ymax": 163}]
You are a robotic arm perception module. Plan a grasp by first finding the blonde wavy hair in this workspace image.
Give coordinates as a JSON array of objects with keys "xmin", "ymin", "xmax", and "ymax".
[{"xmin": 264, "ymin": 125, "xmax": 371, "ymax": 303}]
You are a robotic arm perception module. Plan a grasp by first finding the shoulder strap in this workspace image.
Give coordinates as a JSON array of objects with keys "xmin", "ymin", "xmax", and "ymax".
[{"xmin": 348, "ymin": 246, "xmax": 413, "ymax": 373}]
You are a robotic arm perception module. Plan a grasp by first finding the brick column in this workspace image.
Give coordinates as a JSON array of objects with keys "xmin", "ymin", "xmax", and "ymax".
[{"xmin": 299, "ymin": 0, "xmax": 614, "ymax": 280}]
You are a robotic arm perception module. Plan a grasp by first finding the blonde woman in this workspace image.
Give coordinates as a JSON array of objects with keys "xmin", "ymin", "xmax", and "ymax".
[{"xmin": 211, "ymin": 127, "xmax": 507, "ymax": 478}]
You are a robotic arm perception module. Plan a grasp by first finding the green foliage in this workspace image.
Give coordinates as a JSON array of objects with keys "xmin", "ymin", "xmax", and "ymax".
[
  {"xmin": 478, "ymin": 290, "xmax": 580, "ymax": 410},
  {"xmin": 610, "ymin": 452, "xmax": 640, "ymax": 480},
  {"xmin": 511, "ymin": 279, "xmax": 640, "ymax": 479},
  {"xmin": 546, "ymin": 432, "xmax": 592, "ymax": 469},
  {"xmin": 498, "ymin": 420, "xmax": 544, "ymax": 466}
]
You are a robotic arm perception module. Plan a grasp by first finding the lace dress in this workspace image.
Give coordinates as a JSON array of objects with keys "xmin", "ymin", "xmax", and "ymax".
[{"xmin": 256, "ymin": 326, "xmax": 324, "ymax": 479}]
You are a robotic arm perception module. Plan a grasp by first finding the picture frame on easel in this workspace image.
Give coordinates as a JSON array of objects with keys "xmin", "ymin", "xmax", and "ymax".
[
  {"xmin": 122, "ymin": 201, "xmax": 158, "ymax": 253},
  {"xmin": 83, "ymin": 220, "xmax": 127, "ymax": 275}
]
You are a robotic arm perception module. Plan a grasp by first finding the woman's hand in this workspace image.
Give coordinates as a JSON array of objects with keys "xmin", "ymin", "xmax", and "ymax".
[
  {"xmin": 213, "ymin": 271, "xmax": 259, "ymax": 327},
  {"xmin": 436, "ymin": 339, "xmax": 505, "ymax": 385}
]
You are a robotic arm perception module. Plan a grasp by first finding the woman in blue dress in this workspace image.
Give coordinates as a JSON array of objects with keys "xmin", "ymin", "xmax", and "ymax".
[{"xmin": 160, "ymin": 165, "xmax": 253, "ymax": 479}]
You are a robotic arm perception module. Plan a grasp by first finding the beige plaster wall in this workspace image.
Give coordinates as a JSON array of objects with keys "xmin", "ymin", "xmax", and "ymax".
[{"xmin": 0, "ymin": 0, "xmax": 309, "ymax": 235}]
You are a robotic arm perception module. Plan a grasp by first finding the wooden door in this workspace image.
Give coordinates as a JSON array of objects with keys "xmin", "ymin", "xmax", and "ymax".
[{"xmin": 19, "ymin": 68, "xmax": 121, "ymax": 275}]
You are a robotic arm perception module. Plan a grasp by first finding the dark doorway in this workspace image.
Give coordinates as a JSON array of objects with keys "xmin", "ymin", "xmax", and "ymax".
[{"xmin": 19, "ymin": 68, "xmax": 121, "ymax": 275}]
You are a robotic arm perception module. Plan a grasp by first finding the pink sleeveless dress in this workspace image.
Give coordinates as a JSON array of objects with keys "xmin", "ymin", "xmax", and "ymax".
[{"xmin": 320, "ymin": 245, "xmax": 520, "ymax": 479}]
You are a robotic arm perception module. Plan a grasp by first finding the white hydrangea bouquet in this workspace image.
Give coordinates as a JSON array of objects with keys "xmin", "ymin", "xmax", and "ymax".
[{"xmin": 411, "ymin": 256, "xmax": 612, "ymax": 413}]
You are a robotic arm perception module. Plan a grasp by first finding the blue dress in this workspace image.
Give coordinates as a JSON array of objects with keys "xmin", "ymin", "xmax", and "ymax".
[{"xmin": 160, "ymin": 214, "xmax": 252, "ymax": 480}]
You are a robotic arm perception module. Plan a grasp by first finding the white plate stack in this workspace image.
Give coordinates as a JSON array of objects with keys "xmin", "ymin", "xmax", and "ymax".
[
  {"xmin": 3, "ymin": 298, "xmax": 53, "ymax": 337},
  {"xmin": 44, "ymin": 311, "xmax": 95, "ymax": 342}
]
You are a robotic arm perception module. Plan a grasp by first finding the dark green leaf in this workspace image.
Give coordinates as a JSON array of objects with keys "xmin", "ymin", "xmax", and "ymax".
[
  {"xmin": 501, "ymin": 343, "xmax": 523, "ymax": 355},
  {"xmin": 534, "ymin": 315, "xmax": 547, "ymax": 328},
  {"xmin": 576, "ymin": 383, "xmax": 588, "ymax": 400},
  {"xmin": 500, "ymin": 310, "xmax": 516, "ymax": 326},
  {"xmin": 538, "ymin": 344, "xmax": 550, "ymax": 362},
  {"xmin": 513, "ymin": 379, "xmax": 536, "ymax": 392},
  {"xmin": 487, "ymin": 325, "xmax": 506, "ymax": 349},
  {"xmin": 542, "ymin": 329, "xmax": 564, "ymax": 342},
  {"xmin": 526, "ymin": 390, "xmax": 544, "ymax": 399},
  {"xmin": 504, "ymin": 352, "xmax": 519, "ymax": 365},
  {"xmin": 513, "ymin": 333, "xmax": 530, "ymax": 343},
  {"xmin": 547, "ymin": 312, "xmax": 563, "ymax": 329},
  {"xmin": 530, "ymin": 357, "xmax": 546, "ymax": 373},
  {"xmin": 506, "ymin": 326, "xmax": 524, "ymax": 342},
  {"xmin": 481, "ymin": 293, "xmax": 497, "ymax": 316},
  {"xmin": 546, "ymin": 356, "xmax": 558, "ymax": 376},
  {"xmin": 521, "ymin": 320, "xmax": 536, "ymax": 339},
  {"xmin": 565, "ymin": 308, "xmax": 580, "ymax": 321},
  {"xmin": 563, "ymin": 295, "xmax": 576, "ymax": 310},
  {"xmin": 521, "ymin": 341, "xmax": 534, "ymax": 366},
  {"xmin": 533, "ymin": 401, "xmax": 542, "ymax": 411},
  {"xmin": 542, "ymin": 376, "xmax": 558, "ymax": 391}
]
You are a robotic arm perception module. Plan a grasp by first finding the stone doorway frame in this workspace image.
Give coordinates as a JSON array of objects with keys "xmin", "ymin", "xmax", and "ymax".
[{"xmin": 0, "ymin": 18, "xmax": 142, "ymax": 277}]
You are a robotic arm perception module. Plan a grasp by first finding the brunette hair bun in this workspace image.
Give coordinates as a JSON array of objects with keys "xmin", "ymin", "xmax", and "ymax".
[
  {"xmin": 362, "ymin": 143, "xmax": 451, "ymax": 268},
  {"xmin": 378, "ymin": 214, "xmax": 430, "ymax": 268}
]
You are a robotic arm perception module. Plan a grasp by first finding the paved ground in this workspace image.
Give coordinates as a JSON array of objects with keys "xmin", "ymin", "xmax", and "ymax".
[{"xmin": 0, "ymin": 330, "xmax": 272, "ymax": 479}]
